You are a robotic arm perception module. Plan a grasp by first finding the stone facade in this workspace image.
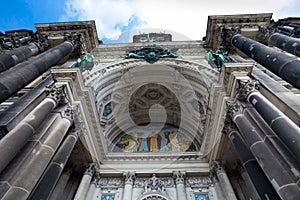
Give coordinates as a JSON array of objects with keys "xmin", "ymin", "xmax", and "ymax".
[{"xmin": 0, "ymin": 13, "xmax": 299, "ymax": 200}]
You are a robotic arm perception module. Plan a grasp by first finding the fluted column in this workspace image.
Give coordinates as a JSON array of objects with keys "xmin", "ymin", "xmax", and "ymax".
[
  {"xmin": 123, "ymin": 171, "xmax": 135, "ymax": 200},
  {"xmin": 173, "ymin": 171, "xmax": 187, "ymax": 200},
  {"xmin": 231, "ymin": 34, "xmax": 300, "ymax": 89},
  {"xmin": 0, "ymin": 85, "xmax": 67, "ymax": 173},
  {"xmin": 73, "ymin": 163, "xmax": 96, "ymax": 200},
  {"xmin": 28, "ymin": 129, "xmax": 80, "ymax": 200},
  {"xmin": 0, "ymin": 42, "xmax": 39, "ymax": 73},
  {"xmin": 237, "ymin": 79, "xmax": 300, "ymax": 161},
  {"xmin": 228, "ymin": 101, "xmax": 300, "ymax": 199},
  {"xmin": 212, "ymin": 162, "xmax": 237, "ymax": 200},
  {"xmin": 0, "ymin": 41, "xmax": 73, "ymax": 103}
]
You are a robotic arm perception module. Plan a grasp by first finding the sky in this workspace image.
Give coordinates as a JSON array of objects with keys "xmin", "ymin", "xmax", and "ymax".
[{"xmin": 0, "ymin": 0, "xmax": 299, "ymax": 43}]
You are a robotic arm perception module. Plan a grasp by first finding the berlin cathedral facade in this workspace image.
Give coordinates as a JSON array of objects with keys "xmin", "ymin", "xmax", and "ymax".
[{"xmin": 0, "ymin": 13, "xmax": 299, "ymax": 200}]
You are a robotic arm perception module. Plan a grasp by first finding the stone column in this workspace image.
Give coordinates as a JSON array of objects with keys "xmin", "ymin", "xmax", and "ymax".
[
  {"xmin": 238, "ymin": 79, "xmax": 300, "ymax": 161},
  {"xmin": 269, "ymin": 32, "xmax": 300, "ymax": 57},
  {"xmin": 213, "ymin": 162, "xmax": 237, "ymax": 200},
  {"xmin": 0, "ymin": 105, "xmax": 74, "ymax": 200},
  {"xmin": 173, "ymin": 171, "xmax": 188, "ymax": 200},
  {"xmin": 73, "ymin": 163, "xmax": 96, "ymax": 200},
  {"xmin": 0, "ymin": 42, "xmax": 40, "ymax": 73},
  {"xmin": 28, "ymin": 129, "xmax": 80, "ymax": 200},
  {"xmin": 228, "ymin": 101, "xmax": 300, "ymax": 199},
  {"xmin": 0, "ymin": 41, "xmax": 74, "ymax": 103},
  {"xmin": 123, "ymin": 171, "xmax": 135, "ymax": 200},
  {"xmin": 0, "ymin": 85, "xmax": 66, "ymax": 173},
  {"xmin": 231, "ymin": 34, "xmax": 300, "ymax": 89},
  {"xmin": 85, "ymin": 171, "xmax": 100, "ymax": 200},
  {"xmin": 225, "ymin": 120, "xmax": 280, "ymax": 200}
]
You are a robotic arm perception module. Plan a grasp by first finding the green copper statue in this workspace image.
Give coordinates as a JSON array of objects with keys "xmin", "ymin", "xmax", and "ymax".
[
  {"xmin": 207, "ymin": 49, "xmax": 229, "ymax": 68},
  {"xmin": 126, "ymin": 45, "xmax": 178, "ymax": 64}
]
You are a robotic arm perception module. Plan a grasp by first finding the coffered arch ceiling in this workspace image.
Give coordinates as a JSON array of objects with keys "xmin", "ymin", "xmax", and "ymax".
[{"xmin": 84, "ymin": 59, "xmax": 219, "ymax": 152}]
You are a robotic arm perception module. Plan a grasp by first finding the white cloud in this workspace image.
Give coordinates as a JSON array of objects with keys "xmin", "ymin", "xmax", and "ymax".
[{"xmin": 61, "ymin": 0, "xmax": 296, "ymax": 41}]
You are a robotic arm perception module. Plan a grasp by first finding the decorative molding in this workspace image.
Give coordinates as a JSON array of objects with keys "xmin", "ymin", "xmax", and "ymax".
[
  {"xmin": 123, "ymin": 171, "xmax": 136, "ymax": 185},
  {"xmin": 173, "ymin": 171, "xmax": 186, "ymax": 185},
  {"xmin": 222, "ymin": 117, "xmax": 238, "ymax": 135},
  {"xmin": 186, "ymin": 177, "xmax": 213, "ymax": 187},
  {"xmin": 61, "ymin": 105, "xmax": 75, "ymax": 122},
  {"xmin": 84, "ymin": 163, "xmax": 96, "ymax": 176},
  {"xmin": 98, "ymin": 177, "xmax": 124, "ymax": 188},
  {"xmin": 226, "ymin": 101, "xmax": 243, "ymax": 119},
  {"xmin": 236, "ymin": 79, "xmax": 259, "ymax": 101},
  {"xmin": 46, "ymin": 85, "xmax": 68, "ymax": 105}
]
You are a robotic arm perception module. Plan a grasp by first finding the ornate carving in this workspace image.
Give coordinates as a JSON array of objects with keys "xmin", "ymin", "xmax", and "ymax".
[
  {"xmin": 123, "ymin": 171, "xmax": 136, "ymax": 185},
  {"xmin": 98, "ymin": 177, "xmax": 123, "ymax": 188},
  {"xmin": 236, "ymin": 79, "xmax": 259, "ymax": 101},
  {"xmin": 46, "ymin": 85, "xmax": 68, "ymax": 105},
  {"xmin": 211, "ymin": 161, "xmax": 225, "ymax": 176},
  {"xmin": 186, "ymin": 177, "xmax": 213, "ymax": 187},
  {"xmin": 173, "ymin": 171, "xmax": 185, "ymax": 185},
  {"xmin": 84, "ymin": 163, "xmax": 96, "ymax": 176},
  {"xmin": 125, "ymin": 45, "xmax": 178, "ymax": 64},
  {"xmin": 62, "ymin": 106, "xmax": 75, "ymax": 122},
  {"xmin": 226, "ymin": 101, "xmax": 243, "ymax": 119},
  {"xmin": 222, "ymin": 116, "xmax": 238, "ymax": 134}
]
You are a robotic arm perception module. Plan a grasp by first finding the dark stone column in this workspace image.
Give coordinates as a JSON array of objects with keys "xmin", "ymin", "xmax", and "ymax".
[
  {"xmin": 28, "ymin": 129, "xmax": 80, "ymax": 200},
  {"xmin": 269, "ymin": 32, "xmax": 300, "ymax": 57},
  {"xmin": 0, "ymin": 41, "xmax": 73, "ymax": 103},
  {"xmin": 238, "ymin": 79, "xmax": 300, "ymax": 161},
  {"xmin": 0, "ymin": 85, "xmax": 66, "ymax": 173},
  {"xmin": 226, "ymin": 124, "xmax": 281, "ymax": 200},
  {"xmin": 231, "ymin": 34, "xmax": 300, "ymax": 89},
  {"xmin": 228, "ymin": 102, "xmax": 300, "ymax": 199},
  {"xmin": 0, "ymin": 106, "xmax": 74, "ymax": 200},
  {"xmin": 0, "ymin": 75, "xmax": 53, "ymax": 138},
  {"xmin": 0, "ymin": 43, "xmax": 39, "ymax": 73}
]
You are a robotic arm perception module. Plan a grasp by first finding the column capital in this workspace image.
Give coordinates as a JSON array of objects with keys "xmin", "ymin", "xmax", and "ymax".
[
  {"xmin": 226, "ymin": 101, "xmax": 243, "ymax": 119},
  {"xmin": 173, "ymin": 171, "xmax": 186, "ymax": 184},
  {"xmin": 211, "ymin": 161, "xmax": 225, "ymax": 175},
  {"xmin": 123, "ymin": 171, "xmax": 136, "ymax": 185},
  {"xmin": 62, "ymin": 106, "xmax": 76, "ymax": 122},
  {"xmin": 222, "ymin": 116, "xmax": 238, "ymax": 134},
  {"xmin": 46, "ymin": 85, "xmax": 68, "ymax": 105},
  {"xmin": 84, "ymin": 163, "xmax": 96, "ymax": 176},
  {"xmin": 236, "ymin": 79, "xmax": 259, "ymax": 101}
]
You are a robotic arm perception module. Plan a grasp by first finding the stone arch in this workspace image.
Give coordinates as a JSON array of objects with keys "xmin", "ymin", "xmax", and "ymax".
[
  {"xmin": 139, "ymin": 193, "xmax": 169, "ymax": 200},
  {"xmin": 84, "ymin": 58, "xmax": 219, "ymax": 150}
]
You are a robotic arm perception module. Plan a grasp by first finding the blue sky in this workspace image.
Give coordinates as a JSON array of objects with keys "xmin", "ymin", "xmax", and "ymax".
[{"xmin": 0, "ymin": 0, "xmax": 299, "ymax": 42}]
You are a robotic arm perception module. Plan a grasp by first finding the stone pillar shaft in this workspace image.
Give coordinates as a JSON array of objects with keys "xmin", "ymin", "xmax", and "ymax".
[
  {"xmin": 0, "ymin": 41, "xmax": 73, "ymax": 103},
  {"xmin": 28, "ymin": 130, "xmax": 79, "ymax": 200},
  {"xmin": 214, "ymin": 164, "xmax": 237, "ymax": 200},
  {"xmin": 232, "ymin": 112, "xmax": 300, "ymax": 199},
  {"xmin": 0, "ymin": 85, "xmax": 67, "ymax": 173},
  {"xmin": 73, "ymin": 163, "xmax": 96, "ymax": 200},
  {"xmin": 229, "ymin": 131, "xmax": 280, "ymax": 200},
  {"xmin": 269, "ymin": 32, "xmax": 300, "ymax": 57},
  {"xmin": 248, "ymin": 91, "xmax": 300, "ymax": 161},
  {"xmin": 0, "ymin": 43, "xmax": 39, "ymax": 73},
  {"xmin": 173, "ymin": 171, "xmax": 187, "ymax": 200},
  {"xmin": 231, "ymin": 34, "xmax": 300, "ymax": 89},
  {"xmin": 0, "ymin": 110, "xmax": 73, "ymax": 200},
  {"xmin": 123, "ymin": 171, "xmax": 135, "ymax": 200},
  {"xmin": 0, "ymin": 98, "xmax": 56, "ymax": 173}
]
